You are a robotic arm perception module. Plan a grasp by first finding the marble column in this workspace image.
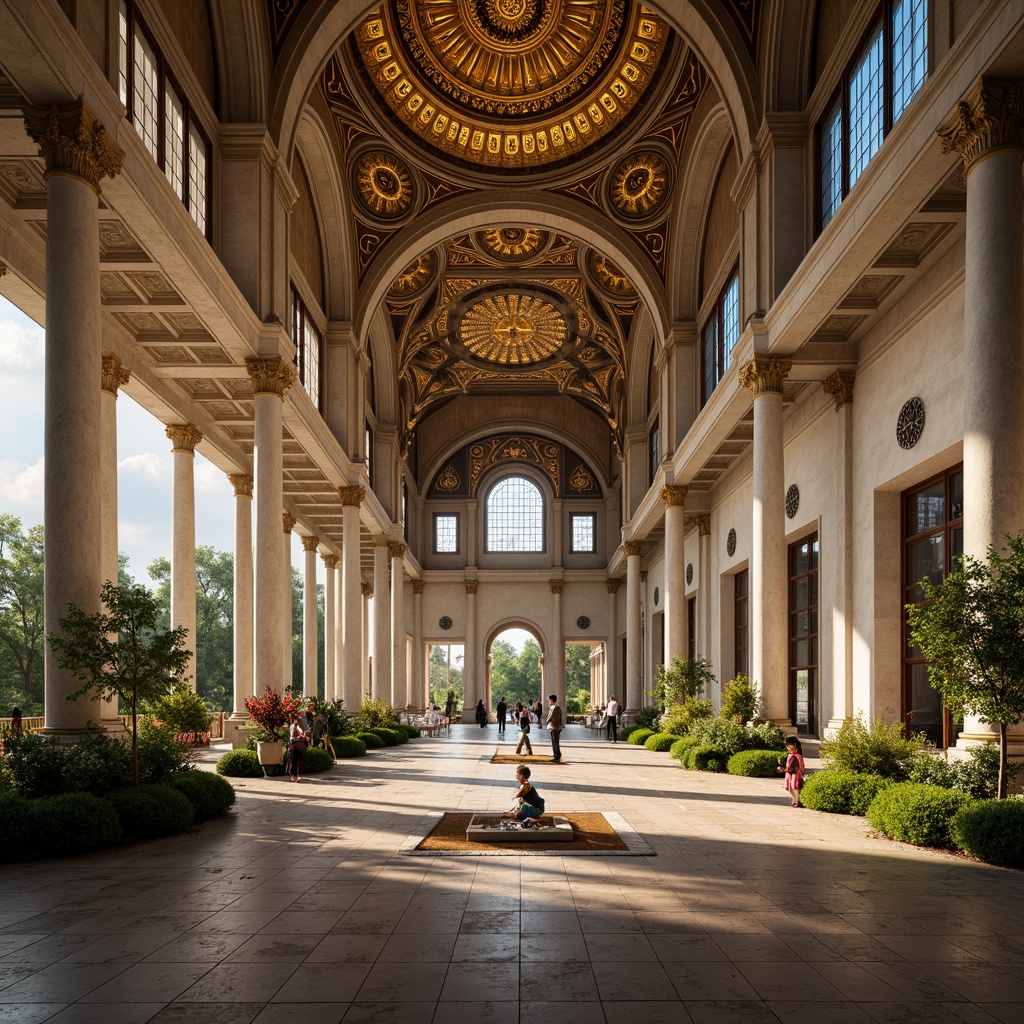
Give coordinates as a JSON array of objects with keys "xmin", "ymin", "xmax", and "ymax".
[
  {"xmin": 624, "ymin": 541, "xmax": 643, "ymax": 712},
  {"xmin": 282, "ymin": 513, "xmax": 296, "ymax": 693},
  {"xmin": 549, "ymin": 580, "xmax": 565, "ymax": 707},
  {"xmin": 372, "ymin": 537, "xmax": 390, "ymax": 699},
  {"xmin": 661, "ymin": 485, "xmax": 688, "ymax": 667},
  {"xmin": 606, "ymin": 579, "xmax": 620, "ymax": 705},
  {"xmin": 100, "ymin": 356, "xmax": 130, "ymax": 735},
  {"xmin": 463, "ymin": 580, "xmax": 478, "ymax": 722},
  {"xmin": 739, "ymin": 355, "xmax": 791, "ymax": 724},
  {"xmin": 693, "ymin": 514, "xmax": 712, "ymax": 660},
  {"xmin": 26, "ymin": 101, "xmax": 123, "ymax": 734},
  {"xmin": 938, "ymin": 78, "xmax": 1024, "ymax": 748},
  {"xmin": 340, "ymin": 486, "xmax": 365, "ymax": 712},
  {"xmin": 167, "ymin": 424, "xmax": 202, "ymax": 688},
  {"xmin": 391, "ymin": 542, "xmax": 407, "ymax": 709},
  {"xmin": 302, "ymin": 535, "xmax": 319, "ymax": 698},
  {"xmin": 246, "ymin": 356, "xmax": 295, "ymax": 696},
  {"xmin": 321, "ymin": 554, "xmax": 337, "ymax": 700},
  {"xmin": 413, "ymin": 580, "xmax": 425, "ymax": 710},
  {"xmin": 228, "ymin": 474, "xmax": 254, "ymax": 743},
  {"xmin": 334, "ymin": 542, "xmax": 344, "ymax": 706},
  {"xmin": 362, "ymin": 583, "xmax": 373, "ymax": 698}
]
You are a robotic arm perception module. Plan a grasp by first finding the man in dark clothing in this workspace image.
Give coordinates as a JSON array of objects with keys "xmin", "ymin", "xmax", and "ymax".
[
  {"xmin": 545, "ymin": 694, "xmax": 564, "ymax": 763},
  {"xmin": 496, "ymin": 696, "xmax": 508, "ymax": 737}
]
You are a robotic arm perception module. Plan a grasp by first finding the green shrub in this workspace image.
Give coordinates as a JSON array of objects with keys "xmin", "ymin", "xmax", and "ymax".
[
  {"xmin": 34, "ymin": 792, "xmax": 123, "ymax": 857},
  {"xmin": 357, "ymin": 731, "xmax": 384, "ymax": 749},
  {"xmin": 849, "ymin": 774, "xmax": 894, "ymax": 816},
  {"xmin": 720, "ymin": 674, "xmax": 759, "ymax": 723},
  {"xmin": 150, "ymin": 684, "xmax": 212, "ymax": 735},
  {"xmin": 0, "ymin": 792, "xmax": 37, "ymax": 861},
  {"xmin": 952, "ymin": 800, "xmax": 1024, "ymax": 868},
  {"xmin": 727, "ymin": 749, "xmax": 783, "ymax": 778},
  {"xmin": 632, "ymin": 706, "xmax": 662, "ymax": 730},
  {"xmin": 355, "ymin": 697, "xmax": 400, "ymax": 732},
  {"xmin": 801, "ymin": 770, "xmax": 862, "ymax": 813},
  {"xmin": 333, "ymin": 736, "xmax": 366, "ymax": 758},
  {"xmin": 627, "ymin": 728, "xmax": 656, "ymax": 746},
  {"xmin": 866, "ymin": 782, "xmax": 972, "ymax": 848},
  {"xmin": 0, "ymin": 732, "xmax": 69, "ymax": 798},
  {"xmin": 166, "ymin": 770, "xmax": 236, "ymax": 820},
  {"xmin": 670, "ymin": 736, "xmax": 700, "ymax": 760},
  {"xmin": 304, "ymin": 697, "xmax": 349, "ymax": 737},
  {"xmin": 661, "ymin": 697, "xmax": 714, "ymax": 737},
  {"xmin": 398, "ymin": 725, "xmax": 421, "ymax": 739},
  {"xmin": 216, "ymin": 749, "xmax": 262, "ymax": 778},
  {"xmin": 136, "ymin": 720, "xmax": 195, "ymax": 782},
  {"xmin": 63, "ymin": 732, "xmax": 134, "ymax": 795},
  {"xmin": 690, "ymin": 745, "xmax": 728, "ymax": 772},
  {"xmin": 908, "ymin": 744, "xmax": 1022, "ymax": 801},
  {"xmin": 821, "ymin": 716, "xmax": 925, "ymax": 780},
  {"xmin": 644, "ymin": 733, "xmax": 682, "ymax": 752},
  {"xmin": 688, "ymin": 718, "xmax": 750, "ymax": 757},
  {"xmin": 746, "ymin": 721, "xmax": 787, "ymax": 751},
  {"xmin": 618, "ymin": 725, "xmax": 638, "ymax": 741},
  {"xmin": 304, "ymin": 746, "xmax": 334, "ymax": 773},
  {"xmin": 369, "ymin": 727, "xmax": 404, "ymax": 747},
  {"xmin": 106, "ymin": 784, "xmax": 194, "ymax": 841}
]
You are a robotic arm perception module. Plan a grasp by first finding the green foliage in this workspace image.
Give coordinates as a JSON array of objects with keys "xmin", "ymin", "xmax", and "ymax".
[
  {"xmin": 907, "ymin": 532, "xmax": 1024, "ymax": 798},
  {"xmin": 906, "ymin": 744, "xmax": 1023, "ymax": 801},
  {"xmin": 644, "ymin": 733, "xmax": 682, "ymax": 752},
  {"xmin": 107, "ymin": 784, "xmax": 194, "ymax": 840},
  {"xmin": 746, "ymin": 721, "xmax": 787, "ymax": 751},
  {"xmin": 429, "ymin": 644, "xmax": 464, "ymax": 712},
  {"xmin": 618, "ymin": 725, "xmax": 638, "ymax": 741},
  {"xmin": 0, "ymin": 792, "xmax": 35, "ymax": 861},
  {"xmin": 720, "ymin": 674, "xmax": 760, "ymax": 723},
  {"xmin": 632, "ymin": 706, "xmax": 662, "ymax": 730},
  {"xmin": 652, "ymin": 655, "xmax": 715, "ymax": 708},
  {"xmin": 0, "ymin": 515, "xmax": 45, "ymax": 713},
  {"xmin": 688, "ymin": 717, "xmax": 751, "ymax": 757},
  {"xmin": 36, "ymin": 792, "xmax": 123, "ymax": 857},
  {"xmin": 216, "ymin": 749, "xmax": 262, "ymax": 778},
  {"xmin": 403, "ymin": 725, "xmax": 421, "ymax": 738},
  {"xmin": 951, "ymin": 800, "xmax": 1024, "ymax": 867},
  {"xmin": 670, "ymin": 736, "xmax": 700, "ymax": 760},
  {"xmin": 727, "ymin": 749, "xmax": 783, "ymax": 777},
  {"xmin": 627, "ymin": 728, "xmax": 655, "ymax": 745},
  {"xmin": 800, "ymin": 770, "xmax": 893, "ymax": 815},
  {"xmin": 357, "ymin": 731, "xmax": 384, "ymax": 749},
  {"xmin": 356, "ymin": 697, "xmax": 400, "ymax": 732},
  {"xmin": 371, "ymin": 727, "xmax": 404, "ymax": 746},
  {"xmin": 165, "ymin": 770, "xmax": 235, "ymax": 820},
  {"xmin": 244, "ymin": 688, "xmax": 303, "ymax": 742},
  {"xmin": 866, "ymin": 782, "xmax": 972, "ymax": 848},
  {"xmin": 661, "ymin": 697, "xmax": 715, "ymax": 737},
  {"xmin": 305, "ymin": 696, "xmax": 349, "ymax": 737},
  {"xmin": 151, "ymin": 684, "xmax": 211, "ymax": 735},
  {"xmin": 333, "ymin": 736, "xmax": 366, "ymax": 757},
  {"xmin": 136, "ymin": 720, "xmax": 194, "ymax": 782},
  {"xmin": 0, "ymin": 732, "xmax": 74, "ymax": 797},
  {"xmin": 565, "ymin": 643, "xmax": 594, "ymax": 715},
  {"xmin": 690, "ymin": 745, "xmax": 728, "ymax": 772},
  {"xmin": 849, "ymin": 775, "xmax": 894, "ymax": 816},
  {"xmin": 303, "ymin": 746, "xmax": 334, "ymax": 773},
  {"xmin": 820, "ymin": 715, "xmax": 925, "ymax": 779},
  {"xmin": 488, "ymin": 637, "xmax": 544, "ymax": 710},
  {"xmin": 62, "ymin": 731, "xmax": 133, "ymax": 795}
]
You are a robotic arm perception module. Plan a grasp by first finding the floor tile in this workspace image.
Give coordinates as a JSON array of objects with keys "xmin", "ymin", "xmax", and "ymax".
[
  {"xmin": 174, "ymin": 962, "xmax": 296, "ymax": 1002},
  {"xmin": 520, "ymin": 962, "xmax": 597, "ymax": 1001},
  {"xmin": 439, "ymin": 964, "xmax": 518, "ymax": 1002},
  {"xmin": 663, "ymin": 962, "xmax": 760, "ymax": 1001},
  {"xmin": 603, "ymin": 1000, "xmax": 694, "ymax": 1023},
  {"xmin": 451, "ymin": 934, "xmax": 519, "ymax": 962},
  {"xmin": 429, "ymin": 1002, "xmax": 519, "ymax": 1024},
  {"xmin": 354, "ymin": 963, "xmax": 445, "ymax": 1003},
  {"xmin": 379, "ymin": 932, "xmax": 457, "ymax": 963},
  {"xmin": 43, "ymin": 1004, "xmax": 166, "ymax": 1024},
  {"xmin": 592, "ymin": 960, "xmax": 677, "ymax": 1001},
  {"xmin": 342, "ymin": 1004, "xmax": 433, "ymax": 1024}
]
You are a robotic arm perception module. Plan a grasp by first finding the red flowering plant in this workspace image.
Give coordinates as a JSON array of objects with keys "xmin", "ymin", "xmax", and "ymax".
[{"xmin": 244, "ymin": 688, "xmax": 303, "ymax": 742}]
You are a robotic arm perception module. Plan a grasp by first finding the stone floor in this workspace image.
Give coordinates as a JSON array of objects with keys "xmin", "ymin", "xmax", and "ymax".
[{"xmin": 1, "ymin": 725, "xmax": 1023, "ymax": 1024}]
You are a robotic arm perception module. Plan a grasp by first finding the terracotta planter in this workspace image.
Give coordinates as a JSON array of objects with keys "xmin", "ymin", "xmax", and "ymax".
[{"xmin": 256, "ymin": 739, "xmax": 285, "ymax": 777}]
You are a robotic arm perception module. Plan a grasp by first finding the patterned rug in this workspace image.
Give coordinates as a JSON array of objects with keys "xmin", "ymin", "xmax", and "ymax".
[
  {"xmin": 412, "ymin": 812, "xmax": 628, "ymax": 854},
  {"xmin": 490, "ymin": 752, "xmax": 568, "ymax": 765}
]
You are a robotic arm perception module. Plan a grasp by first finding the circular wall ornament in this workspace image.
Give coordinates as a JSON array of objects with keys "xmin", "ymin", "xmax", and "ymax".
[
  {"xmin": 896, "ymin": 396, "xmax": 925, "ymax": 450},
  {"xmin": 439, "ymin": 615, "xmax": 453, "ymax": 630},
  {"xmin": 653, "ymin": 587, "xmax": 659, "ymax": 607},
  {"xmin": 686, "ymin": 563, "xmax": 693, "ymax": 585},
  {"xmin": 727, "ymin": 528, "xmax": 737, "ymax": 557},
  {"xmin": 353, "ymin": 151, "xmax": 415, "ymax": 220},
  {"xmin": 609, "ymin": 150, "xmax": 670, "ymax": 220},
  {"xmin": 458, "ymin": 292, "xmax": 568, "ymax": 365},
  {"xmin": 477, "ymin": 227, "xmax": 548, "ymax": 262},
  {"xmin": 785, "ymin": 484, "xmax": 800, "ymax": 520},
  {"xmin": 576, "ymin": 615, "xmax": 590, "ymax": 630}
]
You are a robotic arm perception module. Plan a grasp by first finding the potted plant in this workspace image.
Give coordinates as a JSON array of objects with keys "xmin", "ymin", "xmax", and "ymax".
[{"xmin": 244, "ymin": 688, "xmax": 302, "ymax": 776}]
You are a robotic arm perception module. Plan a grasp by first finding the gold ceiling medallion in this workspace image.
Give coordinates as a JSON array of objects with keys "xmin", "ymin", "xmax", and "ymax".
[
  {"xmin": 353, "ymin": 151, "xmax": 415, "ymax": 219},
  {"xmin": 587, "ymin": 251, "xmax": 636, "ymax": 296},
  {"xmin": 609, "ymin": 150, "xmax": 670, "ymax": 220},
  {"xmin": 459, "ymin": 293, "xmax": 568, "ymax": 365},
  {"xmin": 478, "ymin": 226, "xmax": 547, "ymax": 262},
  {"xmin": 570, "ymin": 464, "xmax": 595, "ymax": 491},
  {"xmin": 389, "ymin": 251, "xmax": 436, "ymax": 297},
  {"xmin": 437, "ymin": 464, "xmax": 462, "ymax": 490}
]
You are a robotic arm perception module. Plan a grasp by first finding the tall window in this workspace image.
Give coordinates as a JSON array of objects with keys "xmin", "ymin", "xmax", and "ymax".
[
  {"xmin": 402, "ymin": 483, "xmax": 409, "ymax": 542},
  {"xmin": 902, "ymin": 465, "xmax": 964, "ymax": 747},
  {"xmin": 701, "ymin": 271, "xmax": 740, "ymax": 404},
  {"xmin": 364, "ymin": 424, "xmax": 373, "ymax": 484},
  {"xmin": 571, "ymin": 514, "xmax": 596, "ymax": 553},
  {"xmin": 818, "ymin": 0, "xmax": 929, "ymax": 229},
  {"xmin": 486, "ymin": 476, "xmax": 544, "ymax": 552},
  {"xmin": 734, "ymin": 569, "xmax": 748, "ymax": 678},
  {"xmin": 649, "ymin": 421, "xmax": 659, "ymax": 483},
  {"xmin": 434, "ymin": 514, "xmax": 458, "ymax": 554},
  {"xmin": 789, "ymin": 535, "xmax": 819, "ymax": 734},
  {"xmin": 119, "ymin": 1, "xmax": 211, "ymax": 237},
  {"xmin": 290, "ymin": 287, "xmax": 322, "ymax": 410}
]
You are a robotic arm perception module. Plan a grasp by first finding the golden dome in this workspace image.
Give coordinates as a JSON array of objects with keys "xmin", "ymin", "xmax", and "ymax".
[{"xmin": 458, "ymin": 292, "xmax": 568, "ymax": 364}]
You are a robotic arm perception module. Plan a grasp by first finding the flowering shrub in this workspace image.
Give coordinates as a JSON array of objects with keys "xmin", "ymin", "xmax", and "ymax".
[{"xmin": 244, "ymin": 688, "xmax": 303, "ymax": 741}]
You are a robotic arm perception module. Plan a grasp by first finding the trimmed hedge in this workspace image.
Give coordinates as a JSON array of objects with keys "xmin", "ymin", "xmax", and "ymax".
[
  {"xmin": 627, "ymin": 728, "xmax": 656, "ymax": 746},
  {"xmin": 867, "ymin": 782, "xmax": 972, "ymax": 848},
  {"xmin": 36, "ymin": 792, "xmax": 123, "ymax": 858},
  {"xmin": 727, "ymin": 749, "xmax": 783, "ymax": 778},
  {"xmin": 357, "ymin": 731, "xmax": 384, "ymax": 749},
  {"xmin": 952, "ymin": 800, "xmax": 1024, "ymax": 868},
  {"xmin": 304, "ymin": 747, "xmax": 334, "ymax": 773},
  {"xmin": 670, "ymin": 736, "xmax": 700, "ymax": 761},
  {"xmin": 849, "ymin": 775, "xmax": 893, "ymax": 816},
  {"xmin": 371, "ymin": 728, "xmax": 405, "ymax": 747},
  {"xmin": 395, "ymin": 724, "xmax": 421, "ymax": 739},
  {"xmin": 216, "ymin": 749, "xmax": 263, "ymax": 778},
  {"xmin": 681, "ymin": 744, "xmax": 728, "ymax": 772},
  {"xmin": 801, "ymin": 770, "xmax": 861, "ymax": 814},
  {"xmin": 333, "ymin": 736, "xmax": 367, "ymax": 758},
  {"xmin": 166, "ymin": 770, "xmax": 236, "ymax": 820},
  {"xmin": 107, "ymin": 784, "xmax": 194, "ymax": 841},
  {"xmin": 644, "ymin": 733, "xmax": 683, "ymax": 752}
]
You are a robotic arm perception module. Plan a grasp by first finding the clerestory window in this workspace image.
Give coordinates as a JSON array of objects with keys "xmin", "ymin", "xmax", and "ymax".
[
  {"xmin": 701, "ymin": 270, "xmax": 740, "ymax": 406},
  {"xmin": 486, "ymin": 476, "xmax": 544, "ymax": 553},
  {"xmin": 290, "ymin": 287, "xmax": 322, "ymax": 410}
]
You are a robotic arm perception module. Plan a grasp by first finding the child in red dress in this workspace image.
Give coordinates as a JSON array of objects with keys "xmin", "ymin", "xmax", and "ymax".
[{"xmin": 778, "ymin": 736, "xmax": 805, "ymax": 807}]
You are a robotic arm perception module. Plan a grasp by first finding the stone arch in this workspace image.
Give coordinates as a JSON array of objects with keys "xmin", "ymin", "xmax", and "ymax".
[
  {"xmin": 759, "ymin": 0, "xmax": 817, "ymax": 112},
  {"xmin": 209, "ymin": 0, "xmax": 271, "ymax": 123},
  {"xmin": 624, "ymin": 304, "xmax": 660, "ymax": 430}
]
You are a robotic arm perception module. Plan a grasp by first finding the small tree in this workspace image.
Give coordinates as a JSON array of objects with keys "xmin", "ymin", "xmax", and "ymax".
[
  {"xmin": 907, "ymin": 533, "xmax": 1024, "ymax": 799},
  {"xmin": 651, "ymin": 655, "xmax": 716, "ymax": 709},
  {"xmin": 720, "ymin": 674, "xmax": 760, "ymax": 723},
  {"xmin": 48, "ymin": 582, "xmax": 192, "ymax": 786}
]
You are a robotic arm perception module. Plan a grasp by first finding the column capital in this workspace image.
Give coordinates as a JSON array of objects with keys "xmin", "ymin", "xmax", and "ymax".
[
  {"xmin": 362, "ymin": 582, "xmax": 373, "ymax": 597},
  {"xmin": 228, "ymin": 473, "xmax": 253, "ymax": 498},
  {"xmin": 549, "ymin": 579, "xmax": 564, "ymax": 595},
  {"xmin": 692, "ymin": 513, "xmax": 711, "ymax": 536},
  {"xmin": 245, "ymin": 355, "xmax": 296, "ymax": 397},
  {"xmin": 622, "ymin": 540, "xmax": 643, "ymax": 558},
  {"xmin": 100, "ymin": 354, "xmax": 130, "ymax": 396},
  {"xmin": 0, "ymin": 262, "xmax": 6, "ymax": 277},
  {"xmin": 413, "ymin": 580, "xmax": 425, "ymax": 595},
  {"xmin": 660, "ymin": 484, "xmax": 688, "ymax": 508},
  {"xmin": 606, "ymin": 578, "xmax": 621, "ymax": 594},
  {"xmin": 738, "ymin": 355, "xmax": 792, "ymax": 397},
  {"xmin": 389, "ymin": 541, "xmax": 406, "ymax": 559},
  {"xmin": 822, "ymin": 369, "xmax": 856, "ymax": 410},
  {"xmin": 166, "ymin": 423, "xmax": 202, "ymax": 453},
  {"xmin": 339, "ymin": 485, "xmax": 366, "ymax": 507},
  {"xmin": 301, "ymin": 535, "xmax": 320, "ymax": 552},
  {"xmin": 937, "ymin": 77, "xmax": 1024, "ymax": 171},
  {"xmin": 23, "ymin": 99, "xmax": 123, "ymax": 192},
  {"xmin": 321, "ymin": 553, "xmax": 337, "ymax": 569},
  {"xmin": 283, "ymin": 512, "xmax": 296, "ymax": 533},
  {"xmin": 465, "ymin": 580, "xmax": 478, "ymax": 595}
]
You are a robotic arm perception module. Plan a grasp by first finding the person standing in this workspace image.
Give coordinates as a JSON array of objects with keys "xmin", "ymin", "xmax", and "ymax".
[
  {"xmin": 533, "ymin": 698, "xmax": 543, "ymax": 725},
  {"xmin": 288, "ymin": 714, "xmax": 308, "ymax": 782},
  {"xmin": 515, "ymin": 705, "xmax": 533, "ymax": 755},
  {"xmin": 475, "ymin": 699, "xmax": 488, "ymax": 728},
  {"xmin": 605, "ymin": 695, "xmax": 620, "ymax": 743},
  {"xmin": 496, "ymin": 695, "xmax": 508, "ymax": 737},
  {"xmin": 545, "ymin": 693, "xmax": 564, "ymax": 763}
]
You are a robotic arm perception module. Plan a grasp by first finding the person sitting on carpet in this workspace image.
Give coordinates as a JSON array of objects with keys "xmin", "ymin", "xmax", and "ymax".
[{"xmin": 503, "ymin": 764, "xmax": 545, "ymax": 826}]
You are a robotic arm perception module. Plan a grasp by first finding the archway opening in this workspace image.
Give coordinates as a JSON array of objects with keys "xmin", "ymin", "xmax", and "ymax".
[
  {"xmin": 565, "ymin": 643, "xmax": 596, "ymax": 717},
  {"xmin": 488, "ymin": 628, "xmax": 543, "ymax": 714},
  {"xmin": 427, "ymin": 643, "xmax": 464, "ymax": 721}
]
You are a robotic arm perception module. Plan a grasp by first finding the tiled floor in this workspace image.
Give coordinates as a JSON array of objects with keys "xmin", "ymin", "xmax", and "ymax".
[{"xmin": 2, "ymin": 726, "xmax": 1023, "ymax": 1023}]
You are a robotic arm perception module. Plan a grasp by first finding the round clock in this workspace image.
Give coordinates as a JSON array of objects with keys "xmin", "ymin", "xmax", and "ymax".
[
  {"xmin": 897, "ymin": 397, "xmax": 925, "ymax": 450},
  {"xmin": 785, "ymin": 484, "xmax": 800, "ymax": 520},
  {"xmin": 727, "ymin": 529, "xmax": 737, "ymax": 557}
]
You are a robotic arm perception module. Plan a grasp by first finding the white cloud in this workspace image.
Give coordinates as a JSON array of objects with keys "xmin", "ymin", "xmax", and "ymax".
[
  {"xmin": 194, "ymin": 456, "xmax": 232, "ymax": 496},
  {"xmin": 0, "ymin": 317, "xmax": 44, "ymax": 374},
  {"xmin": 0, "ymin": 457, "xmax": 44, "ymax": 521},
  {"xmin": 118, "ymin": 452, "xmax": 167, "ymax": 479}
]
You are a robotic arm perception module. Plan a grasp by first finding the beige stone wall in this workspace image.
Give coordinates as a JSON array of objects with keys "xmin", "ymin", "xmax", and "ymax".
[
  {"xmin": 813, "ymin": 0, "xmax": 864, "ymax": 85},
  {"xmin": 156, "ymin": 0, "xmax": 217, "ymax": 106},
  {"xmin": 290, "ymin": 154, "xmax": 325, "ymax": 308},
  {"xmin": 701, "ymin": 144, "xmax": 739, "ymax": 301}
]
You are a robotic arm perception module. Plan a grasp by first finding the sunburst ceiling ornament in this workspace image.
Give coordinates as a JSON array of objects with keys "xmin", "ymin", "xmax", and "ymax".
[
  {"xmin": 389, "ymin": 251, "xmax": 436, "ymax": 296},
  {"xmin": 354, "ymin": 151, "xmax": 415, "ymax": 218},
  {"xmin": 609, "ymin": 150, "xmax": 669, "ymax": 219},
  {"xmin": 353, "ymin": 0, "xmax": 671, "ymax": 172},
  {"xmin": 478, "ymin": 227, "xmax": 547, "ymax": 261},
  {"xmin": 458, "ymin": 292, "xmax": 568, "ymax": 365},
  {"xmin": 587, "ymin": 251, "xmax": 636, "ymax": 295}
]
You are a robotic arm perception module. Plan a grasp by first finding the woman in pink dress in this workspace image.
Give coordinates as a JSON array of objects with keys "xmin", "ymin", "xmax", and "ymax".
[{"xmin": 778, "ymin": 736, "xmax": 805, "ymax": 807}]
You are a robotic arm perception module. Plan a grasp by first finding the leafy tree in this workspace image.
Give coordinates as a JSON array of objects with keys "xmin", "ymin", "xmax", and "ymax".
[
  {"xmin": 720, "ymin": 674, "xmax": 760, "ymax": 723},
  {"xmin": 908, "ymin": 532, "xmax": 1024, "ymax": 798},
  {"xmin": 652, "ymin": 655, "xmax": 716, "ymax": 709},
  {"xmin": 429, "ymin": 643, "xmax": 463, "ymax": 709},
  {"xmin": 565, "ymin": 643, "xmax": 594, "ymax": 714},
  {"xmin": 0, "ymin": 515, "xmax": 44, "ymax": 713},
  {"xmin": 48, "ymin": 582, "xmax": 192, "ymax": 786}
]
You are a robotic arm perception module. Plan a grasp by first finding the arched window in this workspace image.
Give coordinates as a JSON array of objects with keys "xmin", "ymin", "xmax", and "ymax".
[{"xmin": 486, "ymin": 476, "xmax": 544, "ymax": 552}]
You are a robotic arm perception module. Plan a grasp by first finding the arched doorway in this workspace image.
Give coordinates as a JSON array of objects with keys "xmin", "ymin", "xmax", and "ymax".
[{"xmin": 486, "ymin": 624, "xmax": 544, "ymax": 715}]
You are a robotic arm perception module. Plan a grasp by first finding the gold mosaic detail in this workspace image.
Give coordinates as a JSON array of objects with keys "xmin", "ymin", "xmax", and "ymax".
[
  {"xmin": 390, "ymin": 252, "xmax": 435, "ymax": 296},
  {"xmin": 587, "ymin": 251, "xmax": 636, "ymax": 295},
  {"xmin": 479, "ymin": 227, "xmax": 547, "ymax": 261},
  {"xmin": 354, "ymin": 151, "xmax": 414, "ymax": 218},
  {"xmin": 437, "ymin": 464, "xmax": 462, "ymax": 491},
  {"xmin": 469, "ymin": 435, "xmax": 560, "ymax": 493},
  {"xmin": 459, "ymin": 293, "xmax": 567, "ymax": 365},
  {"xmin": 570, "ymin": 464, "xmax": 595, "ymax": 491},
  {"xmin": 610, "ymin": 150, "xmax": 669, "ymax": 219}
]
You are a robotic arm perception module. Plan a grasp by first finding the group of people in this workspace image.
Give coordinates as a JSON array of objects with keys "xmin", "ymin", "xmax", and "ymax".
[
  {"xmin": 478, "ymin": 694, "xmax": 565, "ymax": 763},
  {"xmin": 285, "ymin": 701, "xmax": 334, "ymax": 782}
]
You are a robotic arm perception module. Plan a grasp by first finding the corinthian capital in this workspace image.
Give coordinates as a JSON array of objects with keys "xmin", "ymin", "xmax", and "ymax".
[
  {"xmin": 100, "ymin": 355, "xmax": 130, "ymax": 396},
  {"xmin": 465, "ymin": 580, "xmax": 478, "ymax": 595},
  {"xmin": 739, "ymin": 355, "xmax": 792, "ymax": 397},
  {"xmin": 822, "ymin": 370, "xmax": 856, "ymax": 410},
  {"xmin": 389, "ymin": 541, "xmax": 406, "ymax": 559},
  {"xmin": 228, "ymin": 473, "xmax": 253, "ymax": 498},
  {"xmin": 282, "ymin": 512, "xmax": 297, "ymax": 533},
  {"xmin": 937, "ymin": 77, "xmax": 1024, "ymax": 170},
  {"xmin": 549, "ymin": 579, "xmax": 564, "ymax": 595},
  {"xmin": 622, "ymin": 540, "xmax": 643, "ymax": 558},
  {"xmin": 245, "ymin": 356, "xmax": 296, "ymax": 397},
  {"xmin": 166, "ymin": 423, "xmax": 202, "ymax": 452},
  {"xmin": 301, "ymin": 535, "xmax": 319, "ymax": 552},
  {"xmin": 606, "ymin": 578, "xmax": 621, "ymax": 594},
  {"xmin": 660, "ymin": 484, "xmax": 687, "ymax": 508},
  {"xmin": 413, "ymin": 580, "xmax": 425, "ymax": 595},
  {"xmin": 338, "ymin": 485, "xmax": 365, "ymax": 507},
  {"xmin": 23, "ymin": 99, "xmax": 124, "ymax": 192},
  {"xmin": 692, "ymin": 513, "xmax": 711, "ymax": 536},
  {"xmin": 321, "ymin": 553, "xmax": 337, "ymax": 569}
]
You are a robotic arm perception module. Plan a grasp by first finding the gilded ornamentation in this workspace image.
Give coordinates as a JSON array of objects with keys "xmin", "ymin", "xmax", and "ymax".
[
  {"xmin": 283, "ymin": 513, "xmax": 297, "ymax": 533},
  {"xmin": 478, "ymin": 227, "xmax": 546, "ymax": 261},
  {"xmin": 339, "ymin": 485, "xmax": 366, "ymax": 506},
  {"xmin": 610, "ymin": 151, "xmax": 669, "ymax": 219},
  {"xmin": 389, "ymin": 252, "xmax": 435, "ymax": 296},
  {"xmin": 389, "ymin": 541, "xmax": 407, "ymax": 558},
  {"xmin": 23, "ymin": 99, "xmax": 124, "ymax": 192},
  {"xmin": 354, "ymin": 151, "xmax": 415, "ymax": 219},
  {"xmin": 587, "ymin": 251, "xmax": 636, "ymax": 295},
  {"xmin": 465, "ymin": 580, "xmax": 478, "ymax": 595},
  {"xmin": 692, "ymin": 513, "xmax": 710, "ymax": 536},
  {"xmin": 100, "ymin": 354, "xmax": 130, "ymax": 396},
  {"xmin": 660, "ymin": 484, "xmax": 687, "ymax": 508},
  {"xmin": 622, "ymin": 540, "xmax": 643, "ymax": 557},
  {"xmin": 413, "ymin": 580, "xmax": 425, "ymax": 594},
  {"xmin": 363, "ymin": 583, "xmax": 374, "ymax": 597},
  {"xmin": 570, "ymin": 464, "xmax": 594, "ymax": 492},
  {"xmin": 321, "ymin": 553, "xmax": 338, "ymax": 569},
  {"xmin": 229, "ymin": 474, "xmax": 253, "ymax": 498},
  {"xmin": 165, "ymin": 423, "xmax": 202, "ymax": 452},
  {"xmin": 468, "ymin": 434, "xmax": 560, "ymax": 493},
  {"xmin": 437, "ymin": 464, "xmax": 462, "ymax": 491},
  {"xmin": 549, "ymin": 579, "xmax": 564, "ymax": 595},
  {"xmin": 459, "ymin": 292, "xmax": 567, "ymax": 365},
  {"xmin": 738, "ymin": 355, "xmax": 791, "ymax": 397},
  {"xmin": 605, "ymin": 578, "xmax": 621, "ymax": 593},
  {"xmin": 245, "ymin": 356, "xmax": 296, "ymax": 397},
  {"xmin": 822, "ymin": 370, "xmax": 856, "ymax": 410},
  {"xmin": 937, "ymin": 77, "xmax": 1024, "ymax": 170},
  {"xmin": 302, "ymin": 535, "xmax": 320, "ymax": 552}
]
